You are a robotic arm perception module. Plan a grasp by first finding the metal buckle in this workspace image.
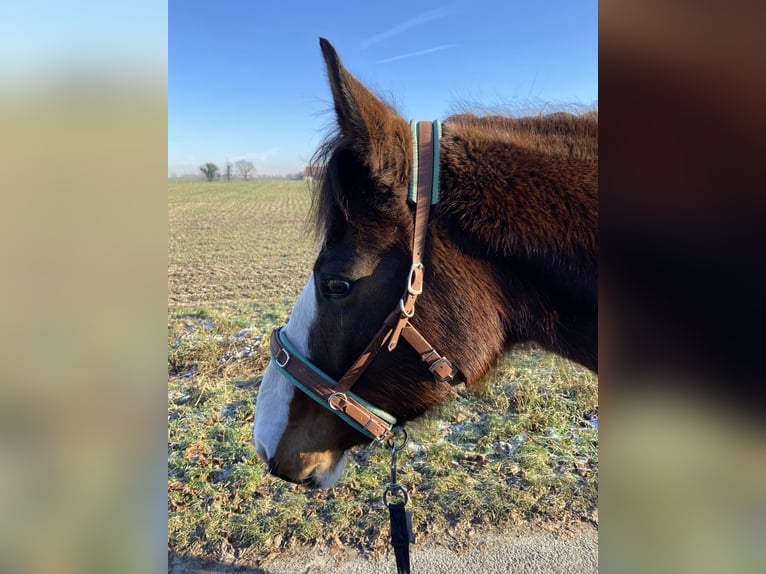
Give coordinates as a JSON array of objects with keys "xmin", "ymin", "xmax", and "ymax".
[
  {"xmin": 428, "ymin": 357, "xmax": 455, "ymax": 383},
  {"xmin": 327, "ymin": 392, "xmax": 347, "ymax": 411},
  {"xmin": 399, "ymin": 299, "xmax": 415, "ymax": 318},
  {"xmin": 382, "ymin": 427, "xmax": 409, "ymax": 505},
  {"xmin": 407, "ymin": 263, "xmax": 424, "ymax": 295},
  {"xmin": 374, "ymin": 428, "xmax": 391, "ymax": 442},
  {"xmin": 275, "ymin": 347, "xmax": 290, "ymax": 367},
  {"xmin": 421, "ymin": 349, "xmax": 438, "ymax": 362}
]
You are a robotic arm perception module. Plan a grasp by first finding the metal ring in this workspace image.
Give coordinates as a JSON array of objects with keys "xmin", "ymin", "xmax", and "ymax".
[
  {"xmin": 407, "ymin": 263, "xmax": 424, "ymax": 295},
  {"xmin": 327, "ymin": 392, "xmax": 347, "ymax": 411},
  {"xmin": 275, "ymin": 348, "xmax": 290, "ymax": 368},
  {"xmin": 383, "ymin": 483, "xmax": 409, "ymax": 506},
  {"xmin": 386, "ymin": 427, "xmax": 408, "ymax": 451},
  {"xmin": 399, "ymin": 299, "xmax": 415, "ymax": 318}
]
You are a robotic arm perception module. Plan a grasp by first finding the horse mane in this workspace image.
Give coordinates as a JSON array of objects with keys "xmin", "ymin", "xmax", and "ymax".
[
  {"xmin": 307, "ymin": 109, "xmax": 598, "ymax": 243},
  {"xmin": 445, "ymin": 110, "xmax": 598, "ymax": 162}
]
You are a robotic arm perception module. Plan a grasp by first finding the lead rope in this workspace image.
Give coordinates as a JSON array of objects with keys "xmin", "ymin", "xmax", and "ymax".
[{"xmin": 382, "ymin": 428, "xmax": 414, "ymax": 574}]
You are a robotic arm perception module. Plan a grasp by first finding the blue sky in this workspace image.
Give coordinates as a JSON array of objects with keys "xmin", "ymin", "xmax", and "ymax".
[{"xmin": 169, "ymin": 1, "xmax": 597, "ymax": 177}]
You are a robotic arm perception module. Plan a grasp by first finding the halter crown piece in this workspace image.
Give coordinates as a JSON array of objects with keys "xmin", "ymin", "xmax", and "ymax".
[{"xmin": 269, "ymin": 120, "xmax": 456, "ymax": 441}]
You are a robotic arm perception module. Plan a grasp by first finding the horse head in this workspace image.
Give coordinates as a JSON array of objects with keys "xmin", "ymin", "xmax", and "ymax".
[{"xmin": 254, "ymin": 39, "xmax": 598, "ymax": 487}]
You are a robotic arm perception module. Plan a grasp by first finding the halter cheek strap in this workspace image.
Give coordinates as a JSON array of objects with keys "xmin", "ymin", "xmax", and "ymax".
[
  {"xmin": 269, "ymin": 120, "xmax": 457, "ymax": 442},
  {"xmin": 270, "ymin": 327, "xmax": 397, "ymax": 440}
]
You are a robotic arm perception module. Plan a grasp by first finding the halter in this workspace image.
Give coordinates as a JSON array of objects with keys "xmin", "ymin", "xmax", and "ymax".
[{"xmin": 269, "ymin": 120, "xmax": 457, "ymax": 442}]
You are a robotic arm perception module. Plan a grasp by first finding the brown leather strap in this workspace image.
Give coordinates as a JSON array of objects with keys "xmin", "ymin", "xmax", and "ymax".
[
  {"xmin": 334, "ymin": 308, "xmax": 400, "ymax": 393},
  {"xmin": 401, "ymin": 323, "xmax": 456, "ymax": 382},
  {"xmin": 270, "ymin": 328, "xmax": 395, "ymax": 441},
  {"xmin": 337, "ymin": 121, "xmax": 444, "ymax": 390},
  {"xmin": 388, "ymin": 122, "xmax": 433, "ymax": 352},
  {"xmin": 336, "ymin": 121, "xmax": 455, "ymax": 388},
  {"xmin": 413, "ymin": 122, "xmax": 433, "ymax": 264}
]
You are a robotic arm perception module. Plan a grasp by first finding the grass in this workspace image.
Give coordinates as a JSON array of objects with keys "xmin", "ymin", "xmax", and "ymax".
[
  {"xmin": 168, "ymin": 179, "xmax": 315, "ymax": 307},
  {"xmin": 168, "ymin": 180, "xmax": 598, "ymax": 568}
]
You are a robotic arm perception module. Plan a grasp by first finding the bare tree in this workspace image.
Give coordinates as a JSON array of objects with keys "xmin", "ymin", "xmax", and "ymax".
[
  {"xmin": 224, "ymin": 160, "xmax": 232, "ymax": 182},
  {"xmin": 200, "ymin": 162, "xmax": 219, "ymax": 182},
  {"xmin": 234, "ymin": 159, "xmax": 255, "ymax": 180}
]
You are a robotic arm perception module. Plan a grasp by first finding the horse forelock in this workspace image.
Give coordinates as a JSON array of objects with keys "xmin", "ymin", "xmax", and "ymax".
[{"xmin": 307, "ymin": 131, "xmax": 343, "ymax": 243}]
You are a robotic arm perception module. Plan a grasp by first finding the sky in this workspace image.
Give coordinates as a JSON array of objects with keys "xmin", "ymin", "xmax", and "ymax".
[{"xmin": 169, "ymin": 0, "xmax": 597, "ymax": 177}]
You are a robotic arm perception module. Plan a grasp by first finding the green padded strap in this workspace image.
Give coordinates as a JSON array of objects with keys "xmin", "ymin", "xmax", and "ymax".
[
  {"xmin": 408, "ymin": 120, "xmax": 419, "ymax": 204},
  {"xmin": 408, "ymin": 119, "xmax": 441, "ymax": 205},
  {"xmin": 274, "ymin": 329, "xmax": 398, "ymax": 428},
  {"xmin": 431, "ymin": 120, "xmax": 442, "ymax": 204}
]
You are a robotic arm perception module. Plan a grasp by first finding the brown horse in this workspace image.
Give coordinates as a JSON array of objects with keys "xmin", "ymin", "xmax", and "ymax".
[{"xmin": 254, "ymin": 38, "xmax": 597, "ymax": 487}]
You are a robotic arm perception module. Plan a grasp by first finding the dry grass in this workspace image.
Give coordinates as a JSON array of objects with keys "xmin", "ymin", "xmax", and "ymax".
[{"xmin": 169, "ymin": 180, "xmax": 315, "ymax": 307}]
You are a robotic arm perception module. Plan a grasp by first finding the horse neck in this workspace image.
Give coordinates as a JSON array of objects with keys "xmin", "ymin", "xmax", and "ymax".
[{"xmin": 433, "ymin": 117, "xmax": 598, "ymax": 371}]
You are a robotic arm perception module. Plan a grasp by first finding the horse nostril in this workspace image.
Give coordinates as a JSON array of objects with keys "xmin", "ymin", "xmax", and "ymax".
[{"xmin": 254, "ymin": 440, "xmax": 279, "ymax": 475}]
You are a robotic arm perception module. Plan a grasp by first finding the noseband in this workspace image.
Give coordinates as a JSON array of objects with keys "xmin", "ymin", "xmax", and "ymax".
[{"xmin": 269, "ymin": 120, "xmax": 457, "ymax": 442}]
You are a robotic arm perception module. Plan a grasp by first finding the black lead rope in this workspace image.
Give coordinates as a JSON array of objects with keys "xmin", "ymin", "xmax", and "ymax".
[
  {"xmin": 388, "ymin": 500, "xmax": 413, "ymax": 574},
  {"xmin": 383, "ymin": 429, "xmax": 414, "ymax": 574}
]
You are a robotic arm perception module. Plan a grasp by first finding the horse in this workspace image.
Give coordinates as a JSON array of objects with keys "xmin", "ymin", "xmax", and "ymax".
[{"xmin": 254, "ymin": 38, "xmax": 597, "ymax": 488}]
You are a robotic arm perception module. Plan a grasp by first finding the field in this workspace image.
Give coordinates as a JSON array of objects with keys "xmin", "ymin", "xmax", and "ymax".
[{"xmin": 168, "ymin": 180, "xmax": 598, "ymax": 568}]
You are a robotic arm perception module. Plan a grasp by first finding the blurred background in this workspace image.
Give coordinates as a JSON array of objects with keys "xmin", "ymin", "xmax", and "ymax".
[
  {"xmin": 0, "ymin": 2, "xmax": 167, "ymax": 573},
  {"xmin": 600, "ymin": 0, "xmax": 766, "ymax": 571}
]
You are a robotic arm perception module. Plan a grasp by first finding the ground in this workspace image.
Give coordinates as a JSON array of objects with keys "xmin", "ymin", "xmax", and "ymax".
[{"xmin": 169, "ymin": 523, "xmax": 597, "ymax": 573}]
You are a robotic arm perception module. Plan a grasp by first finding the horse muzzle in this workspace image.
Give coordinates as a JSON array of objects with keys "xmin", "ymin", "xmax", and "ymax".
[{"xmin": 254, "ymin": 440, "xmax": 347, "ymax": 488}]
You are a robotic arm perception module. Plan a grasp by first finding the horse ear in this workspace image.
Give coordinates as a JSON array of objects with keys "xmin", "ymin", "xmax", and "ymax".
[{"xmin": 319, "ymin": 38, "xmax": 409, "ymax": 187}]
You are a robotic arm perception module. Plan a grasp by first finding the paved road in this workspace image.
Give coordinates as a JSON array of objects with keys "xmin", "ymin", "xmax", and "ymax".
[{"xmin": 171, "ymin": 526, "xmax": 598, "ymax": 574}]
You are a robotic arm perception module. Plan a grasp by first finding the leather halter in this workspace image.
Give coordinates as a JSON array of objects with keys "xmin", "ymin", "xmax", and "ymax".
[{"xmin": 269, "ymin": 120, "xmax": 457, "ymax": 442}]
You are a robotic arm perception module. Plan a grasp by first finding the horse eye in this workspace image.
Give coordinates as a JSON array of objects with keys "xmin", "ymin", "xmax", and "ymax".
[{"xmin": 323, "ymin": 278, "xmax": 352, "ymax": 298}]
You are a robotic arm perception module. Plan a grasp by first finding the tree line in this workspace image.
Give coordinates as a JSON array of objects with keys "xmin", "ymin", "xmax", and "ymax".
[
  {"xmin": 200, "ymin": 160, "xmax": 255, "ymax": 182},
  {"xmin": 192, "ymin": 161, "xmax": 316, "ymax": 182}
]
